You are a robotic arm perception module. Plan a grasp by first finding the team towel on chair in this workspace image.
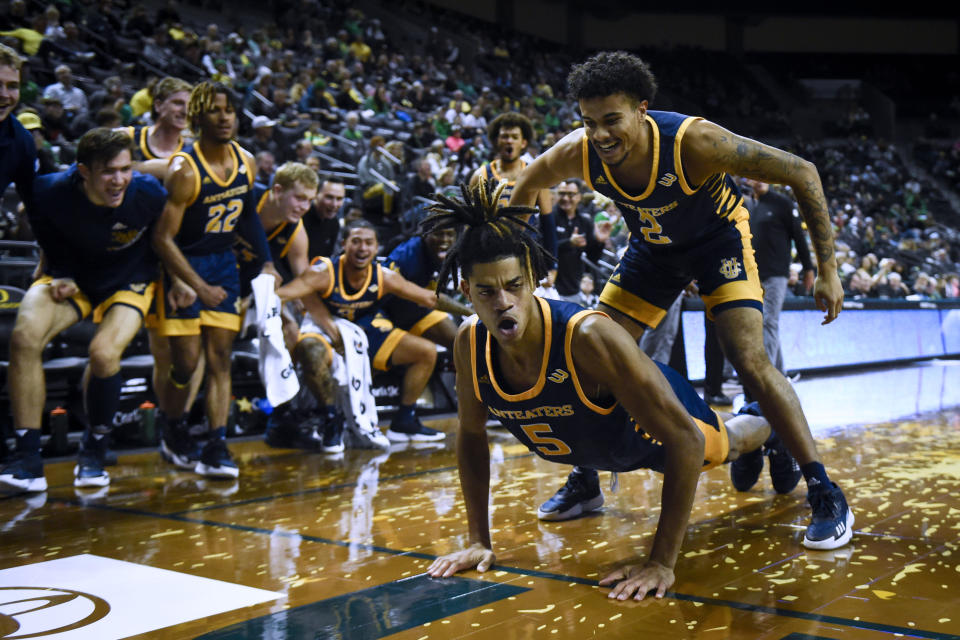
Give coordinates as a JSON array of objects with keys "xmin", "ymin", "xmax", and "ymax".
[{"xmin": 246, "ymin": 274, "xmax": 299, "ymax": 407}]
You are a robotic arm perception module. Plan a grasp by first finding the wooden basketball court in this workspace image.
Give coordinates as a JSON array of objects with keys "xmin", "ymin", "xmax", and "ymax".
[{"xmin": 2, "ymin": 359, "xmax": 959, "ymax": 639}]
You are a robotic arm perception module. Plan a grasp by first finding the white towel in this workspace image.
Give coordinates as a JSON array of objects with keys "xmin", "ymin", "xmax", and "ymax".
[
  {"xmin": 247, "ymin": 274, "xmax": 299, "ymax": 407},
  {"xmin": 300, "ymin": 313, "xmax": 379, "ymax": 439}
]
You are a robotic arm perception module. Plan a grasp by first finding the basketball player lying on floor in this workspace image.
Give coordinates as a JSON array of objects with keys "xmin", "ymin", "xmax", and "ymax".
[{"xmin": 424, "ymin": 183, "xmax": 774, "ymax": 601}]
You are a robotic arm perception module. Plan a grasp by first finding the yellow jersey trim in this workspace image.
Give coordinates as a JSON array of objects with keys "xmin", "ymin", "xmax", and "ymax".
[
  {"xmin": 195, "ymin": 141, "xmax": 239, "ymax": 188},
  {"xmin": 599, "ymin": 114, "xmax": 660, "ymax": 202},
  {"xmin": 564, "ymin": 309, "xmax": 618, "ymax": 415},
  {"xmin": 581, "ymin": 135, "xmax": 593, "ymax": 191},
  {"xmin": 171, "ymin": 151, "xmax": 202, "ymax": 207},
  {"xmin": 335, "ymin": 255, "xmax": 373, "ymax": 302},
  {"xmin": 674, "ymin": 116, "xmax": 702, "ymax": 196},
  {"xmin": 372, "ymin": 328, "xmax": 406, "ymax": 371},
  {"xmin": 469, "ymin": 316, "xmax": 482, "ymax": 402},
  {"xmin": 279, "ymin": 220, "xmax": 303, "ymax": 260},
  {"xmin": 487, "ymin": 296, "xmax": 551, "ymax": 402}
]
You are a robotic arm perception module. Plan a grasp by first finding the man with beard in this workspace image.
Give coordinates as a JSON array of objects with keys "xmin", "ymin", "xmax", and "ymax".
[
  {"xmin": 152, "ymin": 82, "xmax": 277, "ymax": 480},
  {"xmin": 277, "ymin": 220, "xmax": 470, "ymax": 444}
]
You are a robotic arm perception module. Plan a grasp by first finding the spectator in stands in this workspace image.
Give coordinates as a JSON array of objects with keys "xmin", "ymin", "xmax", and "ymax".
[
  {"xmin": 241, "ymin": 115, "xmax": 280, "ymax": 158},
  {"xmin": 552, "ymin": 179, "xmax": 610, "ymax": 303},
  {"xmin": 39, "ymin": 95, "xmax": 72, "ymax": 143},
  {"xmin": 357, "ymin": 135, "xmax": 397, "ymax": 223},
  {"xmin": 254, "ymin": 150, "xmax": 275, "ymax": 190},
  {"xmin": 16, "ymin": 110, "xmax": 56, "ymax": 174},
  {"xmin": 42, "ymin": 64, "xmax": 87, "ymax": 122},
  {"xmin": 304, "ymin": 176, "xmax": 345, "ymax": 259},
  {"xmin": 744, "ymin": 179, "xmax": 815, "ymax": 375},
  {"xmin": 408, "ymin": 158, "xmax": 436, "ymax": 200}
]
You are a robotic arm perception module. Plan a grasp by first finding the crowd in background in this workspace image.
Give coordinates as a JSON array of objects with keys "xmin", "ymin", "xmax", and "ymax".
[{"xmin": 1, "ymin": 0, "xmax": 958, "ymax": 300}]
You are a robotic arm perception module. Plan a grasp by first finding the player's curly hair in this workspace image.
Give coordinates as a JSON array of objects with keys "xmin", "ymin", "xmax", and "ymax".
[
  {"xmin": 567, "ymin": 51, "xmax": 658, "ymax": 106},
  {"xmin": 487, "ymin": 112, "xmax": 534, "ymax": 145},
  {"xmin": 419, "ymin": 181, "xmax": 552, "ymax": 293},
  {"xmin": 187, "ymin": 81, "xmax": 237, "ymax": 135}
]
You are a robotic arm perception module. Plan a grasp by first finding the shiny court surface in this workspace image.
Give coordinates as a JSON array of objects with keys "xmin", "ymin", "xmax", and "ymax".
[{"xmin": 2, "ymin": 360, "xmax": 960, "ymax": 639}]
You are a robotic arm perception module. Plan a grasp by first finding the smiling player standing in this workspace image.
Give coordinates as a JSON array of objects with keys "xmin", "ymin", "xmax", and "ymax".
[{"xmin": 509, "ymin": 51, "xmax": 852, "ymax": 551}]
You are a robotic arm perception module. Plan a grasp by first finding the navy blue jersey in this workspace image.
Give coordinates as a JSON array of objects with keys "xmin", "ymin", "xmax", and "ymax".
[
  {"xmin": 125, "ymin": 124, "xmax": 185, "ymax": 161},
  {"xmin": 235, "ymin": 185, "xmax": 303, "ymax": 285},
  {"xmin": 583, "ymin": 110, "xmax": 744, "ymax": 251},
  {"xmin": 387, "ymin": 236, "xmax": 438, "ymax": 290},
  {"xmin": 1, "ymin": 115, "xmax": 37, "ymax": 203},
  {"xmin": 171, "ymin": 141, "xmax": 260, "ymax": 255},
  {"xmin": 314, "ymin": 254, "xmax": 388, "ymax": 322},
  {"xmin": 471, "ymin": 297, "xmax": 722, "ymax": 472},
  {"xmin": 28, "ymin": 166, "xmax": 166, "ymax": 300}
]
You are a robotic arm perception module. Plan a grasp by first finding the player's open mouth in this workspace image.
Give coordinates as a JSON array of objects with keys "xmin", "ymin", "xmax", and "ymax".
[
  {"xmin": 497, "ymin": 317, "xmax": 518, "ymax": 337},
  {"xmin": 596, "ymin": 140, "xmax": 619, "ymax": 154}
]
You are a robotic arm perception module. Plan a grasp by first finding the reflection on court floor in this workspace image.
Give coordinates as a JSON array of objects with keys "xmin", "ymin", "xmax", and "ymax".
[{"xmin": 1, "ymin": 361, "xmax": 959, "ymax": 639}]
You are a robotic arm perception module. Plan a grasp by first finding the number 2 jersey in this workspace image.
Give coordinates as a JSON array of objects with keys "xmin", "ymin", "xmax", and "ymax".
[
  {"xmin": 582, "ymin": 110, "xmax": 745, "ymax": 251},
  {"xmin": 469, "ymin": 297, "xmax": 727, "ymax": 472}
]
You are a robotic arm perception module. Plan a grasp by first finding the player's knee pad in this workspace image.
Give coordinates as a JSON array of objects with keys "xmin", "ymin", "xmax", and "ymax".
[{"xmin": 168, "ymin": 364, "xmax": 193, "ymax": 389}]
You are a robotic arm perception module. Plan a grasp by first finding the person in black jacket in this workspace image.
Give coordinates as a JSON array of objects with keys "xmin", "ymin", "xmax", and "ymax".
[
  {"xmin": 553, "ymin": 179, "xmax": 610, "ymax": 303},
  {"xmin": 744, "ymin": 179, "xmax": 815, "ymax": 374}
]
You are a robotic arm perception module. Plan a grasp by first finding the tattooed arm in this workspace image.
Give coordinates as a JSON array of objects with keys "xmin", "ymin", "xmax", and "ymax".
[{"xmin": 681, "ymin": 121, "xmax": 843, "ymax": 324}]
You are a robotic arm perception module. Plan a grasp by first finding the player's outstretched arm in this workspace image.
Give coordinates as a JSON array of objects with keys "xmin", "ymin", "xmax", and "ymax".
[
  {"xmin": 509, "ymin": 128, "xmax": 584, "ymax": 208},
  {"xmin": 276, "ymin": 261, "xmax": 332, "ymax": 303},
  {"xmin": 573, "ymin": 314, "xmax": 705, "ymax": 600},
  {"xmin": 427, "ymin": 321, "xmax": 495, "ymax": 578},
  {"xmin": 682, "ymin": 121, "xmax": 842, "ymax": 324},
  {"xmin": 381, "ymin": 268, "xmax": 472, "ymax": 316}
]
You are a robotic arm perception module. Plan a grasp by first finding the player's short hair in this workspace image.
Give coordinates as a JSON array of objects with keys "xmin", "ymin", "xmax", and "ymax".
[
  {"xmin": 0, "ymin": 43, "xmax": 23, "ymax": 71},
  {"xmin": 319, "ymin": 175, "xmax": 345, "ymax": 191},
  {"xmin": 273, "ymin": 162, "xmax": 319, "ymax": 192},
  {"xmin": 76, "ymin": 127, "xmax": 134, "ymax": 168},
  {"xmin": 567, "ymin": 51, "xmax": 658, "ymax": 106},
  {"xmin": 151, "ymin": 76, "xmax": 192, "ymax": 118},
  {"xmin": 341, "ymin": 217, "xmax": 377, "ymax": 242},
  {"xmin": 421, "ymin": 182, "xmax": 551, "ymax": 291},
  {"xmin": 487, "ymin": 112, "xmax": 533, "ymax": 145},
  {"xmin": 187, "ymin": 81, "xmax": 237, "ymax": 134}
]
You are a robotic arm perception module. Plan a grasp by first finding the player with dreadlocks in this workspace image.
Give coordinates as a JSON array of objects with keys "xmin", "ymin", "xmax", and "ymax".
[
  {"xmin": 424, "ymin": 181, "xmax": 775, "ymax": 601},
  {"xmin": 152, "ymin": 81, "xmax": 278, "ymax": 479}
]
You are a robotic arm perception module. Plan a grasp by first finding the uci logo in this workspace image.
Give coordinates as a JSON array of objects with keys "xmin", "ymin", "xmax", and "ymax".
[
  {"xmin": 0, "ymin": 586, "xmax": 111, "ymax": 638},
  {"xmin": 719, "ymin": 257, "xmax": 742, "ymax": 280},
  {"xmin": 547, "ymin": 369, "xmax": 569, "ymax": 384}
]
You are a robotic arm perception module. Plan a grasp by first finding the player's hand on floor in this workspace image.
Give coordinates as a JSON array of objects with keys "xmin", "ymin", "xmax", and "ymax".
[
  {"xmin": 599, "ymin": 561, "xmax": 674, "ymax": 601},
  {"xmin": 427, "ymin": 543, "xmax": 495, "ymax": 578}
]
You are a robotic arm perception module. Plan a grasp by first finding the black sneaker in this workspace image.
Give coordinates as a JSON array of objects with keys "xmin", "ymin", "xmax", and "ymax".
[
  {"xmin": 803, "ymin": 481, "xmax": 854, "ymax": 549},
  {"xmin": 160, "ymin": 417, "xmax": 200, "ymax": 470},
  {"xmin": 537, "ymin": 467, "xmax": 603, "ymax": 521},
  {"xmin": 196, "ymin": 429, "xmax": 239, "ymax": 479},
  {"xmin": 321, "ymin": 410, "xmax": 345, "ymax": 453},
  {"xmin": 0, "ymin": 452, "xmax": 47, "ymax": 493},
  {"xmin": 74, "ymin": 435, "xmax": 110, "ymax": 488},
  {"xmin": 264, "ymin": 409, "xmax": 324, "ymax": 450},
  {"xmin": 765, "ymin": 431, "xmax": 801, "ymax": 494},
  {"xmin": 730, "ymin": 402, "xmax": 765, "ymax": 491},
  {"xmin": 704, "ymin": 392, "xmax": 734, "ymax": 406},
  {"xmin": 386, "ymin": 416, "xmax": 445, "ymax": 442}
]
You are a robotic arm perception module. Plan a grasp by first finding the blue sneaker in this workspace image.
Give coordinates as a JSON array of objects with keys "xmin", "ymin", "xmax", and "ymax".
[
  {"xmin": 537, "ymin": 467, "xmax": 603, "ymax": 521},
  {"xmin": 730, "ymin": 402, "xmax": 765, "ymax": 491},
  {"xmin": 765, "ymin": 431, "xmax": 801, "ymax": 494},
  {"xmin": 321, "ymin": 410, "xmax": 345, "ymax": 454},
  {"xmin": 74, "ymin": 435, "xmax": 110, "ymax": 488},
  {"xmin": 196, "ymin": 429, "xmax": 239, "ymax": 479},
  {"xmin": 803, "ymin": 481, "xmax": 854, "ymax": 549},
  {"xmin": 0, "ymin": 452, "xmax": 47, "ymax": 493}
]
